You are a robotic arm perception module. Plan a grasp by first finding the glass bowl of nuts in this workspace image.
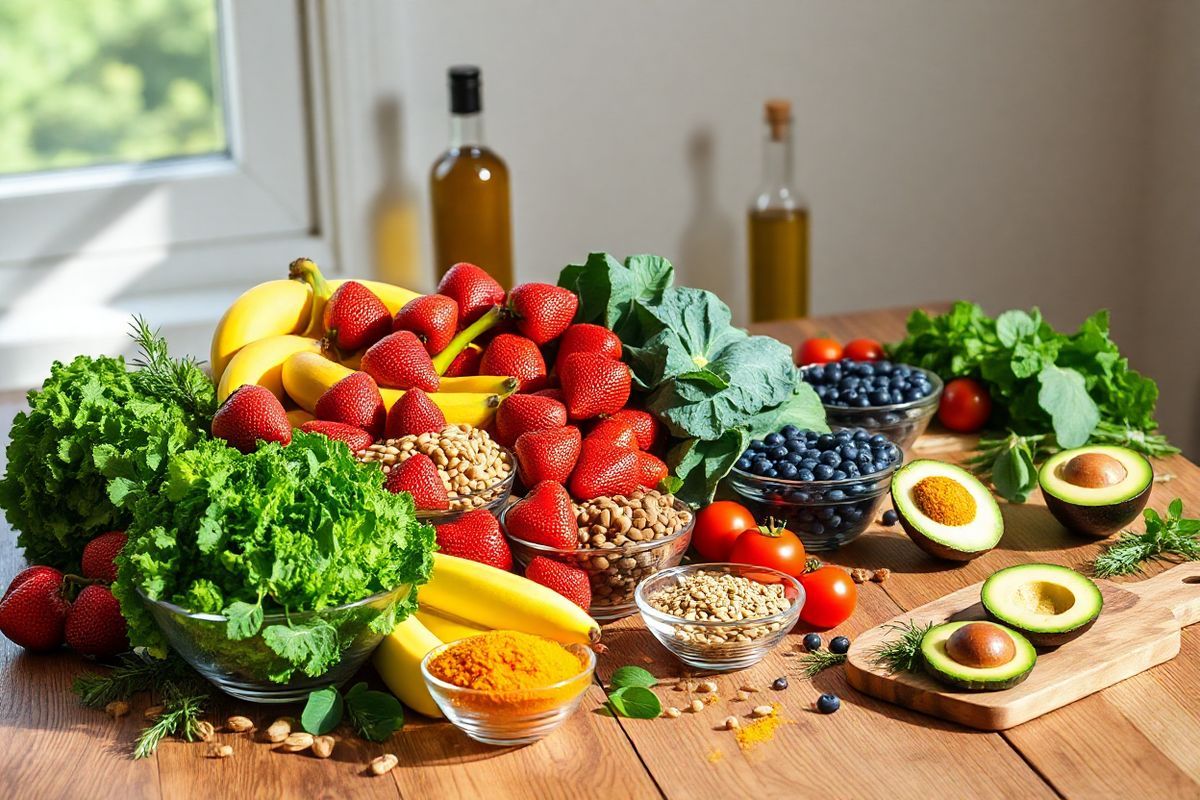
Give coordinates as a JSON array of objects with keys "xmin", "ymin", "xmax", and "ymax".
[
  {"xmin": 635, "ymin": 563, "xmax": 804, "ymax": 671},
  {"xmin": 501, "ymin": 489, "xmax": 695, "ymax": 622}
]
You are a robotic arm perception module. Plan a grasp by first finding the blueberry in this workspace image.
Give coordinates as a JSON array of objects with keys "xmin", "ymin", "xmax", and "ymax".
[
  {"xmin": 828, "ymin": 488, "xmax": 847, "ymax": 501},
  {"xmin": 750, "ymin": 439, "xmax": 765, "ymax": 450},
  {"xmin": 765, "ymin": 432, "xmax": 784, "ymax": 446},
  {"xmin": 817, "ymin": 434, "xmax": 835, "ymax": 449},
  {"xmin": 870, "ymin": 433, "xmax": 888, "ymax": 446},
  {"xmin": 753, "ymin": 458, "xmax": 773, "ymax": 476},
  {"xmin": 857, "ymin": 452, "xmax": 874, "ymax": 467},
  {"xmin": 831, "ymin": 470, "xmax": 847, "ymax": 481},
  {"xmin": 814, "ymin": 464, "xmax": 834, "ymax": 480},
  {"xmin": 890, "ymin": 390, "xmax": 905, "ymax": 405},
  {"xmin": 736, "ymin": 457, "xmax": 752, "ymax": 471},
  {"xmin": 803, "ymin": 633, "xmax": 823, "ymax": 652},
  {"xmin": 779, "ymin": 463, "xmax": 798, "ymax": 479},
  {"xmin": 853, "ymin": 395, "xmax": 871, "ymax": 407},
  {"xmin": 868, "ymin": 390, "xmax": 890, "ymax": 406},
  {"xmin": 800, "ymin": 459, "xmax": 818, "ymax": 470},
  {"xmin": 816, "ymin": 693, "xmax": 841, "ymax": 714},
  {"xmin": 829, "ymin": 636, "xmax": 850, "ymax": 655},
  {"xmin": 820, "ymin": 451, "xmax": 840, "ymax": 466},
  {"xmin": 810, "ymin": 522, "xmax": 825, "ymax": 534},
  {"xmin": 843, "ymin": 389, "xmax": 859, "ymax": 404},
  {"xmin": 882, "ymin": 509, "xmax": 899, "ymax": 526},
  {"xmin": 797, "ymin": 468, "xmax": 815, "ymax": 481},
  {"xmin": 781, "ymin": 424, "xmax": 799, "ymax": 438},
  {"xmin": 765, "ymin": 467, "xmax": 778, "ymax": 478},
  {"xmin": 875, "ymin": 361, "xmax": 893, "ymax": 375},
  {"xmin": 804, "ymin": 448, "xmax": 822, "ymax": 461},
  {"xmin": 834, "ymin": 430, "xmax": 852, "ymax": 443},
  {"xmin": 853, "ymin": 429, "xmax": 870, "ymax": 441},
  {"xmin": 786, "ymin": 439, "xmax": 805, "ymax": 453},
  {"xmin": 839, "ymin": 444, "xmax": 858, "ymax": 460},
  {"xmin": 772, "ymin": 676, "xmax": 789, "ymax": 691},
  {"xmin": 825, "ymin": 365, "xmax": 842, "ymax": 383},
  {"xmin": 770, "ymin": 445, "xmax": 789, "ymax": 459},
  {"xmin": 806, "ymin": 365, "xmax": 825, "ymax": 381},
  {"xmin": 827, "ymin": 514, "xmax": 842, "ymax": 528},
  {"xmin": 904, "ymin": 389, "xmax": 925, "ymax": 402}
]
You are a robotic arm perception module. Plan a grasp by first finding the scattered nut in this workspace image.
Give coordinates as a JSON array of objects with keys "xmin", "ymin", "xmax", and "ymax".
[
  {"xmin": 264, "ymin": 718, "xmax": 291, "ymax": 743},
  {"xmin": 752, "ymin": 705, "xmax": 775, "ymax": 718},
  {"xmin": 663, "ymin": 707, "xmax": 682, "ymax": 719},
  {"xmin": 105, "ymin": 701, "xmax": 129, "ymax": 718},
  {"xmin": 850, "ymin": 568, "xmax": 872, "ymax": 584},
  {"xmin": 226, "ymin": 715, "xmax": 255, "ymax": 733},
  {"xmin": 872, "ymin": 568, "xmax": 891, "ymax": 583},
  {"xmin": 143, "ymin": 705, "xmax": 164, "ymax": 720},
  {"xmin": 723, "ymin": 716, "xmax": 740, "ymax": 730},
  {"xmin": 195, "ymin": 720, "xmax": 216, "ymax": 742},
  {"xmin": 311, "ymin": 735, "xmax": 335, "ymax": 759},
  {"xmin": 370, "ymin": 753, "xmax": 399, "ymax": 776},
  {"xmin": 206, "ymin": 742, "xmax": 234, "ymax": 759},
  {"xmin": 697, "ymin": 680, "xmax": 718, "ymax": 694},
  {"xmin": 689, "ymin": 700, "xmax": 705, "ymax": 713},
  {"xmin": 736, "ymin": 691, "xmax": 749, "ymax": 702},
  {"xmin": 280, "ymin": 732, "xmax": 314, "ymax": 752},
  {"xmin": 739, "ymin": 685, "xmax": 759, "ymax": 693}
]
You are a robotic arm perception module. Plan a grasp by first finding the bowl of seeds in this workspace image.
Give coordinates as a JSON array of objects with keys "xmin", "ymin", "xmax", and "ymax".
[
  {"xmin": 635, "ymin": 563, "xmax": 804, "ymax": 670},
  {"xmin": 502, "ymin": 489, "xmax": 694, "ymax": 622},
  {"xmin": 356, "ymin": 424, "xmax": 515, "ymax": 522}
]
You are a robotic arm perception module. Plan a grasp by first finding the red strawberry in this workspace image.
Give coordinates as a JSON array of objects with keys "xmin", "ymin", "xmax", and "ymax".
[
  {"xmin": 559, "ymin": 353, "xmax": 631, "ymax": 420},
  {"xmin": 444, "ymin": 343, "xmax": 482, "ymax": 377},
  {"xmin": 384, "ymin": 453, "xmax": 449, "ymax": 510},
  {"xmin": 392, "ymin": 294, "xmax": 459, "ymax": 355},
  {"xmin": 315, "ymin": 371, "xmax": 386, "ymax": 438},
  {"xmin": 324, "ymin": 281, "xmax": 392, "ymax": 352},
  {"xmin": 523, "ymin": 557, "xmax": 590, "ymax": 611},
  {"xmin": 438, "ymin": 262, "xmax": 506, "ymax": 325},
  {"xmin": 514, "ymin": 426, "xmax": 582, "ymax": 486},
  {"xmin": 479, "ymin": 334, "xmax": 546, "ymax": 391},
  {"xmin": 495, "ymin": 394, "xmax": 568, "ymax": 447},
  {"xmin": 585, "ymin": 417, "xmax": 639, "ymax": 449},
  {"xmin": 531, "ymin": 387, "xmax": 564, "ymax": 403},
  {"xmin": 638, "ymin": 452, "xmax": 669, "ymax": 490},
  {"xmin": 554, "ymin": 324, "xmax": 622, "ymax": 372},
  {"xmin": 569, "ymin": 440, "xmax": 640, "ymax": 500},
  {"xmin": 299, "ymin": 420, "xmax": 375, "ymax": 452},
  {"xmin": 386, "ymin": 388, "xmax": 447, "ymax": 439},
  {"xmin": 435, "ymin": 510, "xmax": 512, "ymax": 571},
  {"xmin": 81, "ymin": 531, "xmax": 128, "ymax": 584},
  {"xmin": 65, "ymin": 584, "xmax": 128, "ymax": 658},
  {"xmin": 212, "ymin": 384, "xmax": 292, "ymax": 453},
  {"xmin": 507, "ymin": 283, "xmax": 579, "ymax": 345},
  {"xmin": 504, "ymin": 481, "xmax": 578, "ymax": 549},
  {"xmin": 0, "ymin": 566, "xmax": 69, "ymax": 651},
  {"xmin": 609, "ymin": 408, "xmax": 663, "ymax": 451},
  {"xmin": 361, "ymin": 331, "xmax": 440, "ymax": 392}
]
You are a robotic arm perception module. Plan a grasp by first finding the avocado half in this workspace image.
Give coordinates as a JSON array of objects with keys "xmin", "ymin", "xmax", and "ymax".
[
  {"xmin": 981, "ymin": 563, "xmax": 1103, "ymax": 646},
  {"xmin": 921, "ymin": 621, "xmax": 1036, "ymax": 691},
  {"xmin": 891, "ymin": 460, "xmax": 1004, "ymax": 561},
  {"xmin": 1039, "ymin": 445, "xmax": 1152, "ymax": 538}
]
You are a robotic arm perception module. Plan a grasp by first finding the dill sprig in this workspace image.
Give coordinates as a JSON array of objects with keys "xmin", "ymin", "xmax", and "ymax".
[
  {"xmin": 133, "ymin": 692, "xmax": 208, "ymax": 760},
  {"xmin": 867, "ymin": 619, "xmax": 935, "ymax": 675},
  {"xmin": 796, "ymin": 649, "xmax": 847, "ymax": 677},
  {"xmin": 127, "ymin": 315, "xmax": 216, "ymax": 421},
  {"xmin": 1093, "ymin": 499, "xmax": 1200, "ymax": 578}
]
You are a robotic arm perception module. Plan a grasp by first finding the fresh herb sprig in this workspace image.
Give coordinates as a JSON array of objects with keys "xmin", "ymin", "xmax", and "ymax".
[
  {"xmin": 1093, "ymin": 499, "xmax": 1200, "ymax": 578},
  {"xmin": 797, "ymin": 649, "xmax": 847, "ymax": 677},
  {"xmin": 867, "ymin": 620, "xmax": 935, "ymax": 675},
  {"xmin": 133, "ymin": 692, "xmax": 208, "ymax": 759},
  {"xmin": 127, "ymin": 315, "xmax": 216, "ymax": 423}
]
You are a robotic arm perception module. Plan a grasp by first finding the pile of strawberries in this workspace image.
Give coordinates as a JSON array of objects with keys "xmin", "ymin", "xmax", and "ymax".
[{"xmin": 0, "ymin": 531, "xmax": 129, "ymax": 657}]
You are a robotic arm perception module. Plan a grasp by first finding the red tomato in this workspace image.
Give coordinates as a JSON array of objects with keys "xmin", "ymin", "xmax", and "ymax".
[
  {"xmin": 938, "ymin": 377, "xmax": 992, "ymax": 433},
  {"xmin": 692, "ymin": 501, "xmax": 757, "ymax": 561},
  {"xmin": 843, "ymin": 338, "xmax": 885, "ymax": 361},
  {"xmin": 797, "ymin": 338, "xmax": 843, "ymax": 366},
  {"xmin": 727, "ymin": 523, "xmax": 807, "ymax": 577},
  {"xmin": 798, "ymin": 566, "xmax": 857, "ymax": 628}
]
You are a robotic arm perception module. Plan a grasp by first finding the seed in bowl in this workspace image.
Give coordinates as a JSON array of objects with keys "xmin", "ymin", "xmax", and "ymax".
[
  {"xmin": 647, "ymin": 570, "xmax": 792, "ymax": 647},
  {"xmin": 737, "ymin": 427, "xmax": 900, "ymax": 482},
  {"xmin": 803, "ymin": 359, "xmax": 934, "ymax": 407}
]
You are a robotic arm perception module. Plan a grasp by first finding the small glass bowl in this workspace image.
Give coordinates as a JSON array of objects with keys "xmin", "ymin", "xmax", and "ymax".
[
  {"xmin": 636, "ymin": 563, "xmax": 804, "ymax": 671},
  {"xmin": 139, "ymin": 583, "xmax": 412, "ymax": 704},
  {"xmin": 420, "ymin": 641, "xmax": 596, "ymax": 746},
  {"xmin": 500, "ymin": 500, "xmax": 695, "ymax": 622},
  {"xmin": 804, "ymin": 366, "xmax": 943, "ymax": 451},
  {"xmin": 415, "ymin": 449, "xmax": 516, "ymax": 525},
  {"xmin": 726, "ymin": 458, "xmax": 900, "ymax": 551}
]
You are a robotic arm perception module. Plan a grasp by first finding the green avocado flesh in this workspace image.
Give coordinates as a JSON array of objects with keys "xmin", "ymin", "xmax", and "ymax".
[
  {"xmin": 1039, "ymin": 446, "xmax": 1152, "ymax": 537},
  {"xmin": 891, "ymin": 460, "xmax": 1004, "ymax": 560},
  {"xmin": 981, "ymin": 563, "xmax": 1102, "ymax": 646},
  {"xmin": 921, "ymin": 621, "xmax": 1036, "ymax": 691}
]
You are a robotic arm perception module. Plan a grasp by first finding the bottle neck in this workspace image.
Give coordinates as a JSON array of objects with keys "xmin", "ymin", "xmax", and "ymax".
[
  {"xmin": 761, "ymin": 127, "xmax": 793, "ymax": 190},
  {"xmin": 450, "ymin": 112, "xmax": 485, "ymax": 148}
]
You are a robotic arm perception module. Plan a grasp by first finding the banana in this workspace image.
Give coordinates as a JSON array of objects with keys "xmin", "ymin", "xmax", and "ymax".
[
  {"xmin": 217, "ymin": 335, "xmax": 323, "ymax": 402},
  {"xmin": 285, "ymin": 408, "xmax": 315, "ymax": 428},
  {"xmin": 417, "ymin": 554, "xmax": 601, "ymax": 647},
  {"xmin": 415, "ymin": 609, "xmax": 489, "ymax": 642},
  {"xmin": 281, "ymin": 351, "xmax": 501, "ymax": 427},
  {"xmin": 210, "ymin": 280, "xmax": 312, "ymax": 383},
  {"xmin": 372, "ymin": 616, "xmax": 444, "ymax": 718},
  {"xmin": 340, "ymin": 351, "xmax": 514, "ymax": 396}
]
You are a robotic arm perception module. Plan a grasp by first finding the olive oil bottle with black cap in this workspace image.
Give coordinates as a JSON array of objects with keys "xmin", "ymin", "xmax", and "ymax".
[{"xmin": 430, "ymin": 65, "xmax": 513, "ymax": 287}]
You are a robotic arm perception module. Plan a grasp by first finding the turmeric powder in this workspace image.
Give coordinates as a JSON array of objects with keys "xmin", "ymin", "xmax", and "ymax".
[
  {"xmin": 734, "ymin": 704, "xmax": 787, "ymax": 750},
  {"xmin": 912, "ymin": 476, "xmax": 976, "ymax": 526}
]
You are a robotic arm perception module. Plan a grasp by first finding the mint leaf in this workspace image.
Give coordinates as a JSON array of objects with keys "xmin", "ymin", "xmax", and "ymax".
[
  {"xmin": 224, "ymin": 600, "xmax": 263, "ymax": 640},
  {"xmin": 610, "ymin": 666, "xmax": 657, "ymax": 689},
  {"xmin": 344, "ymin": 682, "xmax": 405, "ymax": 741},
  {"xmin": 1037, "ymin": 365, "xmax": 1099, "ymax": 448},
  {"xmin": 607, "ymin": 686, "xmax": 661, "ymax": 719},
  {"xmin": 301, "ymin": 686, "xmax": 343, "ymax": 735}
]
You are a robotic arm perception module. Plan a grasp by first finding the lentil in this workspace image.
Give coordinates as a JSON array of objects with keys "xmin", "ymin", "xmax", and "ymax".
[
  {"xmin": 647, "ymin": 570, "xmax": 793, "ymax": 648},
  {"xmin": 911, "ymin": 475, "xmax": 976, "ymax": 526}
]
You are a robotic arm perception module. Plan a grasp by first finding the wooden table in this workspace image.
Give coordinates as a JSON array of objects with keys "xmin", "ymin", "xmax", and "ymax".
[{"xmin": 2, "ymin": 305, "xmax": 1198, "ymax": 800}]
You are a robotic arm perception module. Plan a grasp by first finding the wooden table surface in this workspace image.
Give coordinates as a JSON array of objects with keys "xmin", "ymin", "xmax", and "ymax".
[{"xmin": 2, "ymin": 304, "xmax": 1198, "ymax": 800}]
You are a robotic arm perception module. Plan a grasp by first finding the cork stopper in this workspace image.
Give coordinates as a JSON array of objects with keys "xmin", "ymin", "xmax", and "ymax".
[{"xmin": 764, "ymin": 99, "xmax": 791, "ymax": 141}]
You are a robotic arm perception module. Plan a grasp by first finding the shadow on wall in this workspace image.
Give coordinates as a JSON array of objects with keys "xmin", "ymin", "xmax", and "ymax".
[
  {"xmin": 370, "ymin": 96, "xmax": 428, "ymax": 292},
  {"xmin": 677, "ymin": 127, "xmax": 739, "ymax": 316}
]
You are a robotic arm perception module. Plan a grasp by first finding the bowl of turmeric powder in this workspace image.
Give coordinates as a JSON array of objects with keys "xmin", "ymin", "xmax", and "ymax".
[{"xmin": 420, "ymin": 630, "xmax": 597, "ymax": 746}]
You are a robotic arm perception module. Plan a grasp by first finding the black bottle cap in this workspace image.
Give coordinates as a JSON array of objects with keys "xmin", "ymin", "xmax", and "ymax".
[{"xmin": 448, "ymin": 66, "xmax": 482, "ymax": 114}]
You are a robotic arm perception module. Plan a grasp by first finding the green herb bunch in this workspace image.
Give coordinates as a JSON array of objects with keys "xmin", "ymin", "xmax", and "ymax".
[
  {"xmin": 868, "ymin": 620, "xmax": 935, "ymax": 675},
  {"xmin": 1093, "ymin": 499, "xmax": 1200, "ymax": 578}
]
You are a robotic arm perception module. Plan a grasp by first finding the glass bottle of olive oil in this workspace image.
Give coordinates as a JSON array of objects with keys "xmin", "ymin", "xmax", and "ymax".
[
  {"xmin": 747, "ymin": 99, "xmax": 809, "ymax": 322},
  {"xmin": 430, "ymin": 66, "xmax": 514, "ymax": 287}
]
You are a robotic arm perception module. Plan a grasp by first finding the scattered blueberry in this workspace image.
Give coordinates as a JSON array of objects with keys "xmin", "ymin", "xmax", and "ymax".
[
  {"xmin": 881, "ymin": 509, "xmax": 899, "ymax": 526},
  {"xmin": 816, "ymin": 693, "xmax": 841, "ymax": 714},
  {"xmin": 772, "ymin": 676, "xmax": 789, "ymax": 690},
  {"xmin": 829, "ymin": 636, "xmax": 850, "ymax": 655},
  {"xmin": 803, "ymin": 359, "xmax": 933, "ymax": 408},
  {"xmin": 803, "ymin": 632, "xmax": 823, "ymax": 652}
]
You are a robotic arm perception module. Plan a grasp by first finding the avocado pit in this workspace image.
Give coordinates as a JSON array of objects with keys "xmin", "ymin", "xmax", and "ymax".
[
  {"xmin": 1060, "ymin": 452, "xmax": 1127, "ymax": 489},
  {"xmin": 944, "ymin": 622, "xmax": 1016, "ymax": 669},
  {"xmin": 912, "ymin": 476, "xmax": 976, "ymax": 526}
]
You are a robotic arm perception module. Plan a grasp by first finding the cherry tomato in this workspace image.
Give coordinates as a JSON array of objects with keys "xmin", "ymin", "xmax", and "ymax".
[
  {"xmin": 797, "ymin": 338, "xmax": 843, "ymax": 366},
  {"xmin": 727, "ymin": 522, "xmax": 807, "ymax": 577},
  {"xmin": 798, "ymin": 566, "xmax": 857, "ymax": 628},
  {"xmin": 692, "ymin": 501, "xmax": 757, "ymax": 561},
  {"xmin": 843, "ymin": 338, "xmax": 885, "ymax": 361},
  {"xmin": 938, "ymin": 377, "xmax": 992, "ymax": 433}
]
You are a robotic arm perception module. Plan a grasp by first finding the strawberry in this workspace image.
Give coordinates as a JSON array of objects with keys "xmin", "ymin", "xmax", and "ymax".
[
  {"xmin": 435, "ymin": 509, "xmax": 512, "ymax": 571},
  {"xmin": 81, "ymin": 531, "xmax": 128, "ymax": 584},
  {"xmin": 384, "ymin": 453, "xmax": 449, "ymax": 510},
  {"xmin": 443, "ymin": 343, "xmax": 483, "ymax": 377},
  {"xmin": 392, "ymin": 294, "xmax": 459, "ymax": 355},
  {"xmin": 507, "ymin": 283, "xmax": 579, "ymax": 345},
  {"xmin": 523, "ymin": 556, "xmax": 590, "ymax": 611},
  {"xmin": 299, "ymin": 420, "xmax": 375, "ymax": 452},
  {"xmin": 315, "ymin": 371, "xmax": 387, "ymax": 438},
  {"xmin": 0, "ymin": 566, "xmax": 69, "ymax": 651},
  {"xmin": 360, "ymin": 331, "xmax": 440, "ymax": 392},
  {"xmin": 504, "ymin": 481, "xmax": 577, "ymax": 549},
  {"xmin": 569, "ymin": 440, "xmax": 640, "ymax": 500},
  {"xmin": 585, "ymin": 417, "xmax": 639, "ymax": 449},
  {"xmin": 531, "ymin": 387, "xmax": 564, "ymax": 403},
  {"xmin": 212, "ymin": 384, "xmax": 292, "ymax": 453},
  {"xmin": 609, "ymin": 408, "xmax": 663, "ymax": 451},
  {"xmin": 65, "ymin": 584, "xmax": 128, "ymax": 658},
  {"xmin": 554, "ymin": 324, "xmax": 622, "ymax": 372},
  {"xmin": 638, "ymin": 451, "xmax": 669, "ymax": 490},
  {"xmin": 385, "ymin": 388, "xmax": 447, "ymax": 439},
  {"xmin": 479, "ymin": 334, "xmax": 546, "ymax": 392},
  {"xmin": 558, "ymin": 353, "xmax": 631, "ymax": 420},
  {"xmin": 495, "ymin": 394, "xmax": 568, "ymax": 447},
  {"xmin": 514, "ymin": 426, "xmax": 581, "ymax": 486},
  {"xmin": 438, "ymin": 262, "xmax": 506, "ymax": 325},
  {"xmin": 324, "ymin": 280, "xmax": 392, "ymax": 352}
]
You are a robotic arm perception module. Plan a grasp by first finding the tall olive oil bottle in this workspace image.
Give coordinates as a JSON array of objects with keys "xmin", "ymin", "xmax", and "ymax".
[
  {"xmin": 747, "ymin": 99, "xmax": 809, "ymax": 322},
  {"xmin": 430, "ymin": 66, "xmax": 513, "ymax": 287}
]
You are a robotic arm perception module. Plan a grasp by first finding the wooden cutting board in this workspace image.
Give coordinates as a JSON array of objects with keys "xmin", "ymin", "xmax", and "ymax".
[{"xmin": 845, "ymin": 561, "xmax": 1200, "ymax": 731}]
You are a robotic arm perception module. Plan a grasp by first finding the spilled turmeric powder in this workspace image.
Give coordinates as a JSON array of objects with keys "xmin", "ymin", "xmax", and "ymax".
[{"xmin": 734, "ymin": 704, "xmax": 787, "ymax": 751}]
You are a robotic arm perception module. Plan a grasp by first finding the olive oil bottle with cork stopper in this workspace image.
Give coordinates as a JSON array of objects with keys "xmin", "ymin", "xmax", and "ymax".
[
  {"xmin": 747, "ymin": 99, "xmax": 810, "ymax": 322},
  {"xmin": 430, "ymin": 66, "xmax": 514, "ymax": 287}
]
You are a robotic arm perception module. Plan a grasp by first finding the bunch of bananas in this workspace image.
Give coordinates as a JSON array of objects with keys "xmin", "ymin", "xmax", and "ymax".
[
  {"xmin": 210, "ymin": 258, "xmax": 510, "ymax": 428},
  {"xmin": 374, "ymin": 554, "xmax": 601, "ymax": 717}
]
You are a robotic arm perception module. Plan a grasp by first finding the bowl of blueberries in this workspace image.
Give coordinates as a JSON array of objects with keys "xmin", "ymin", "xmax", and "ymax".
[
  {"xmin": 801, "ymin": 359, "xmax": 942, "ymax": 451},
  {"xmin": 727, "ymin": 426, "xmax": 903, "ymax": 552}
]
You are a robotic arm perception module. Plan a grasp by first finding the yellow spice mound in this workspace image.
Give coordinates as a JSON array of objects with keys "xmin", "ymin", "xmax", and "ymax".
[
  {"xmin": 427, "ymin": 630, "xmax": 581, "ymax": 691},
  {"xmin": 912, "ymin": 476, "xmax": 977, "ymax": 526}
]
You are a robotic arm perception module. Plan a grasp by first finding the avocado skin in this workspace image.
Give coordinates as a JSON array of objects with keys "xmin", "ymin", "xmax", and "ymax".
[
  {"xmin": 890, "ymin": 488, "xmax": 991, "ymax": 561},
  {"xmin": 922, "ymin": 656, "xmax": 1034, "ymax": 691},
  {"xmin": 1041, "ymin": 481, "xmax": 1151, "ymax": 539},
  {"xmin": 981, "ymin": 607, "xmax": 1098, "ymax": 647}
]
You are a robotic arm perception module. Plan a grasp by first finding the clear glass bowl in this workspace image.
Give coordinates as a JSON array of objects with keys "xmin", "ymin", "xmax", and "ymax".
[
  {"xmin": 804, "ymin": 366, "xmax": 943, "ymax": 451},
  {"xmin": 726, "ymin": 457, "xmax": 900, "ymax": 551},
  {"xmin": 139, "ymin": 583, "xmax": 412, "ymax": 704},
  {"xmin": 420, "ymin": 641, "xmax": 596, "ymax": 746},
  {"xmin": 636, "ymin": 563, "xmax": 804, "ymax": 671},
  {"xmin": 500, "ymin": 499, "xmax": 694, "ymax": 622},
  {"xmin": 415, "ymin": 448, "xmax": 516, "ymax": 525}
]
